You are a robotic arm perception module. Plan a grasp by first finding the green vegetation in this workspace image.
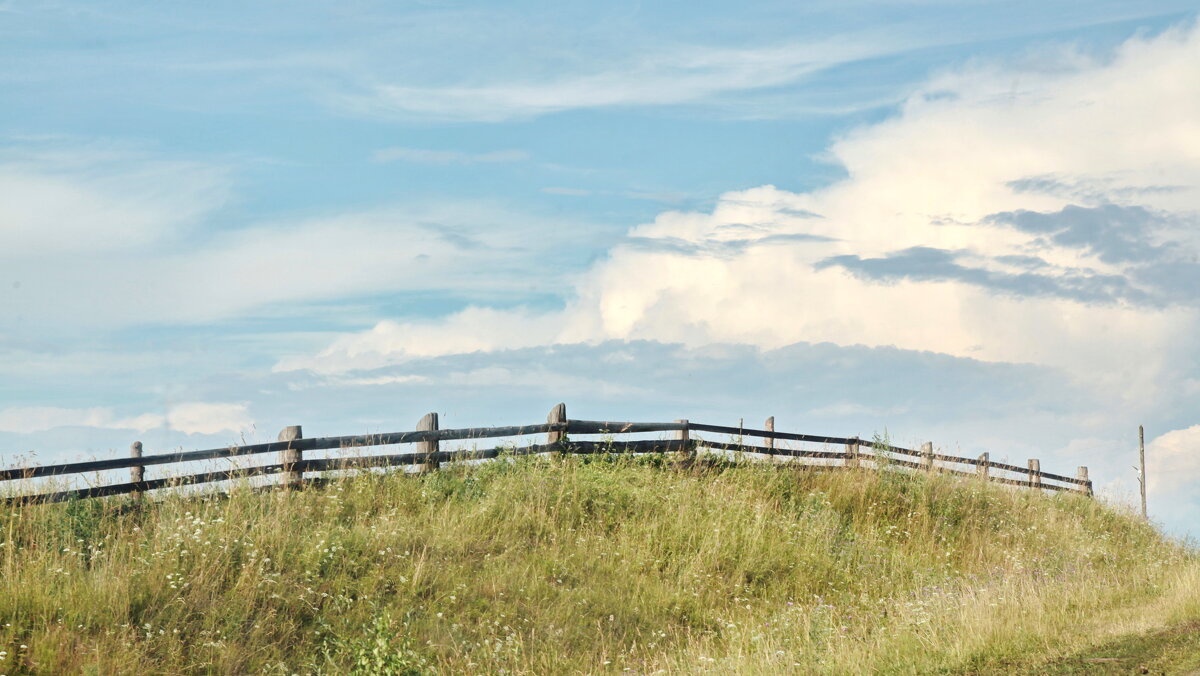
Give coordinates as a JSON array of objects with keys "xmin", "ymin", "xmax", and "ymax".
[{"xmin": 1, "ymin": 454, "xmax": 1197, "ymax": 674}]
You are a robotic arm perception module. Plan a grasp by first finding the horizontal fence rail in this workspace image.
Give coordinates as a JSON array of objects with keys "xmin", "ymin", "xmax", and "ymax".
[{"xmin": 0, "ymin": 404, "xmax": 1093, "ymax": 506}]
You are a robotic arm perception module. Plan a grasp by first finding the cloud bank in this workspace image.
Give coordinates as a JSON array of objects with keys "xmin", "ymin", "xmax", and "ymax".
[{"xmin": 282, "ymin": 23, "xmax": 1200, "ymax": 404}]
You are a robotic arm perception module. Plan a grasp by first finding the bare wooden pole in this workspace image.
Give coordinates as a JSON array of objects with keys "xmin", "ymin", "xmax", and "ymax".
[
  {"xmin": 764, "ymin": 416, "xmax": 775, "ymax": 454},
  {"xmin": 1139, "ymin": 425, "xmax": 1147, "ymax": 519},
  {"xmin": 416, "ymin": 413, "xmax": 439, "ymax": 474},
  {"xmin": 130, "ymin": 441, "xmax": 144, "ymax": 501},
  {"xmin": 846, "ymin": 436, "xmax": 860, "ymax": 469},
  {"xmin": 547, "ymin": 403, "xmax": 567, "ymax": 457},
  {"xmin": 1028, "ymin": 458, "xmax": 1041, "ymax": 489},
  {"xmin": 278, "ymin": 426, "xmax": 303, "ymax": 489},
  {"xmin": 921, "ymin": 442, "xmax": 934, "ymax": 473},
  {"xmin": 977, "ymin": 452, "xmax": 989, "ymax": 482},
  {"xmin": 1077, "ymin": 466, "xmax": 1092, "ymax": 496},
  {"xmin": 675, "ymin": 419, "xmax": 693, "ymax": 465}
]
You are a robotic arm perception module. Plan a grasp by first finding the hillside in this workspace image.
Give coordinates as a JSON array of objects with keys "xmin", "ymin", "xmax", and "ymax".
[{"xmin": 1, "ymin": 455, "xmax": 1197, "ymax": 674}]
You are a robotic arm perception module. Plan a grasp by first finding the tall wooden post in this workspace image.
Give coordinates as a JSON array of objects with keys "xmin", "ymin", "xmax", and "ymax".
[
  {"xmin": 1028, "ymin": 458, "xmax": 1041, "ymax": 489},
  {"xmin": 547, "ymin": 403, "xmax": 567, "ymax": 457},
  {"xmin": 278, "ymin": 425, "xmax": 303, "ymax": 490},
  {"xmin": 764, "ymin": 416, "xmax": 775, "ymax": 454},
  {"xmin": 977, "ymin": 452, "xmax": 989, "ymax": 482},
  {"xmin": 846, "ymin": 436, "xmax": 860, "ymax": 469},
  {"xmin": 416, "ymin": 413, "xmax": 439, "ymax": 474},
  {"xmin": 1139, "ymin": 425, "xmax": 1147, "ymax": 519},
  {"xmin": 921, "ymin": 442, "xmax": 934, "ymax": 473},
  {"xmin": 675, "ymin": 419, "xmax": 693, "ymax": 465},
  {"xmin": 130, "ymin": 441, "xmax": 145, "ymax": 501},
  {"xmin": 1077, "ymin": 466, "xmax": 1092, "ymax": 496}
]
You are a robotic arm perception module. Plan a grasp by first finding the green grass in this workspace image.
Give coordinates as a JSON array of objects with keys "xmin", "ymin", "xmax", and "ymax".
[{"xmin": 1, "ymin": 454, "xmax": 1197, "ymax": 674}]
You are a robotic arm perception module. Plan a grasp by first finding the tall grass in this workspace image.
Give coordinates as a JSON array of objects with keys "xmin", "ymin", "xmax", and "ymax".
[{"xmin": 0, "ymin": 454, "xmax": 1195, "ymax": 674}]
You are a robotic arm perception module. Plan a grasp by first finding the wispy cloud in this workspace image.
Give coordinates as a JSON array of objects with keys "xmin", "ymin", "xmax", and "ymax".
[
  {"xmin": 0, "ymin": 402, "xmax": 251, "ymax": 435},
  {"xmin": 337, "ymin": 37, "xmax": 904, "ymax": 121},
  {"xmin": 372, "ymin": 147, "xmax": 529, "ymax": 165}
]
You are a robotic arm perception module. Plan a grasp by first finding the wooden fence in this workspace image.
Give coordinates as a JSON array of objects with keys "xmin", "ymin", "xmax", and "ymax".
[{"xmin": 0, "ymin": 404, "xmax": 1093, "ymax": 506}]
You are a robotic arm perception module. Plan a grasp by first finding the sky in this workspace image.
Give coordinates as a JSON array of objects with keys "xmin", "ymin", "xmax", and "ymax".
[{"xmin": 1, "ymin": 1, "xmax": 1198, "ymax": 536}]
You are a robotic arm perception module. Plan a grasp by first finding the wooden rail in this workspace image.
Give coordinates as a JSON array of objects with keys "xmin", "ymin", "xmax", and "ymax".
[{"xmin": 0, "ymin": 404, "xmax": 1093, "ymax": 506}]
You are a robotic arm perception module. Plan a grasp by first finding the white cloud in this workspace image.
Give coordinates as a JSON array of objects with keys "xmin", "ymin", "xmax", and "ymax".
[
  {"xmin": 165, "ymin": 402, "xmax": 253, "ymax": 436},
  {"xmin": 1146, "ymin": 425, "xmax": 1200, "ymax": 496},
  {"xmin": 339, "ymin": 37, "xmax": 902, "ymax": 121},
  {"xmin": 276, "ymin": 307, "xmax": 567, "ymax": 374},
  {"xmin": 372, "ymin": 147, "xmax": 529, "ymax": 165},
  {"xmin": 0, "ymin": 142, "xmax": 230, "ymax": 254},
  {"xmin": 3, "ymin": 196, "xmax": 604, "ymax": 328},
  {"xmin": 0, "ymin": 406, "xmax": 164, "ymax": 434},
  {"xmin": 285, "ymin": 22, "xmax": 1200, "ymax": 406},
  {"xmin": 0, "ymin": 401, "xmax": 251, "ymax": 435}
]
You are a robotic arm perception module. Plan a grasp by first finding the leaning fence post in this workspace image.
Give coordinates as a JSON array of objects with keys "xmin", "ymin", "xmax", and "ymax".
[
  {"xmin": 846, "ymin": 436, "xmax": 860, "ymax": 469},
  {"xmin": 547, "ymin": 403, "xmax": 567, "ymax": 457},
  {"xmin": 921, "ymin": 442, "xmax": 934, "ymax": 473},
  {"xmin": 977, "ymin": 452, "xmax": 989, "ymax": 482},
  {"xmin": 279, "ymin": 425, "xmax": 303, "ymax": 490},
  {"xmin": 675, "ymin": 419, "xmax": 693, "ymax": 465},
  {"xmin": 764, "ymin": 416, "xmax": 775, "ymax": 454},
  {"xmin": 1076, "ymin": 466, "xmax": 1092, "ymax": 496},
  {"xmin": 130, "ymin": 441, "xmax": 145, "ymax": 501},
  {"xmin": 1028, "ymin": 458, "xmax": 1041, "ymax": 489},
  {"xmin": 416, "ymin": 413, "xmax": 439, "ymax": 473}
]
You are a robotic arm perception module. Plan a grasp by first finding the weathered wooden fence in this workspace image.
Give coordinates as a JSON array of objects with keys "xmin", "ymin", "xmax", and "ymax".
[{"xmin": 0, "ymin": 404, "xmax": 1092, "ymax": 506}]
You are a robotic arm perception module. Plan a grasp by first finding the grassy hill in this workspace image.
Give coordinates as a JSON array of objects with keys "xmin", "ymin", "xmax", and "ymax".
[{"xmin": 1, "ymin": 454, "xmax": 1197, "ymax": 674}]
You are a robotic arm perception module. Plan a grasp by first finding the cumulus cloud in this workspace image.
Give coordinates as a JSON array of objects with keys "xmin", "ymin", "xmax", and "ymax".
[{"xmin": 283, "ymin": 22, "xmax": 1200, "ymax": 400}]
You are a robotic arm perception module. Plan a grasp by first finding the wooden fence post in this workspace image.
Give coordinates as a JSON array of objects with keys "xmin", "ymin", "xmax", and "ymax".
[
  {"xmin": 846, "ymin": 436, "xmax": 860, "ymax": 469},
  {"xmin": 547, "ymin": 403, "xmax": 567, "ymax": 457},
  {"xmin": 1077, "ymin": 466, "xmax": 1092, "ymax": 496},
  {"xmin": 675, "ymin": 419, "xmax": 693, "ymax": 465},
  {"xmin": 130, "ymin": 441, "xmax": 144, "ymax": 501},
  {"xmin": 977, "ymin": 452, "xmax": 989, "ymax": 482},
  {"xmin": 764, "ymin": 416, "xmax": 775, "ymax": 454},
  {"xmin": 921, "ymin": 442, "xmax": 934, "ymax": 473},
  {"xmin": 416, "ymin": 413, "xmax": 439, "ymax": 473},
  {"xmin": 279, "ymin": 426, "xmax": 303, "ymax": 490},
  {"xmin": 1028, "ymin": 458, "xmax": 1041, "ymax": 489},
  {"xmin": 1139, "ymin": 425, "xmax": 1147, "ymax": 519}
]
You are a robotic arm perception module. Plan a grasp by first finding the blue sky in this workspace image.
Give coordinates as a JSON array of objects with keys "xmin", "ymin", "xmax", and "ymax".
[{"xmin": 2, "ymin": 1, "xmax": 1199, "ymax": 536}]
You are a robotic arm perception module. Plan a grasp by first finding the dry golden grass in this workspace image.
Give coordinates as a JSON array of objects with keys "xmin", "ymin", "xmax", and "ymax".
[{"xmin": 1, "ymin": 453, "xmax": 1196, "ymax": 674}]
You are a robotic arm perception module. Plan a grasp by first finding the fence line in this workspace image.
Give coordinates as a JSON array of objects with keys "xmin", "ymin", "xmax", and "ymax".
[{"xmin": 0, "ymin": 404, "xmax": 1093, "ymax": 506}]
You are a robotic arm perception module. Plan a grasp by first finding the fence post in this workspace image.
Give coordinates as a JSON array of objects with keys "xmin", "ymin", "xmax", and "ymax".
[
  {"xmin": 847, "ymin": 436, "xmax": 860, "ymax": 469},
  {"xmin": 1028, "ymin": 458, "xmax": 1041, "ymax": 489},
  {"xmin": 1139, "ymin": 425, "xmax": 1147, "ymax": 519},
  {"xmin": 547, "ymin": 403, "xmax": 567, "ymax": 457},
  {"xmin": 1076, "ymin": 466, "xmax": 1092, "ymax": 496},
  {"xmin": 921, "ymin": 442, "xmax": 934, "ymax": 473},
  {"xmin": 130, "ymin": 441, "xmax": 144, "ymax": 501},
  {"xmin": 764, "ymin": 416, "xmax": 774, "ymax": 454},
  {"xmin": 977, "ymin": 452, "xmax": 989, "ymax": 482},
  {"xmin": 675, "ymin": 419, "xmax": 693, "ymax": 465},
  {"xmin": 279, "ymin": 426, "xmax": 303, "ymax": 490},
  {"xmin": 416, "ymin": 413, "xmax": 439, "ymax": 473}
]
